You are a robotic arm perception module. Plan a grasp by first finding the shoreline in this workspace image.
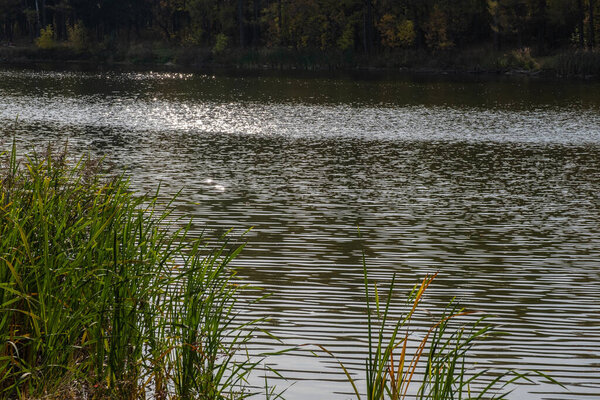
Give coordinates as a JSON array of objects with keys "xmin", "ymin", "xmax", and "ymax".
[{"xmin": 1, "ymin": 44, "xmax": 598, "ymax": 80}]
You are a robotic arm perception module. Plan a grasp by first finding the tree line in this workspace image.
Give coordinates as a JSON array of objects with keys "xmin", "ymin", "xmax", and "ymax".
[{"xmin": 0, "ymin": 0, "xmax": 598, "ymax": 53}]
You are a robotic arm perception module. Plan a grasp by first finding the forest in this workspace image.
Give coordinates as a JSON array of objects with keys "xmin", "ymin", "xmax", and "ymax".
[
  {"xmin": 1, "ymin": 0, "xmax": 599, "ymax": 51},
  {"xmin": 0, "ymin": 1, "xmax": 599, "ymax": 71}
]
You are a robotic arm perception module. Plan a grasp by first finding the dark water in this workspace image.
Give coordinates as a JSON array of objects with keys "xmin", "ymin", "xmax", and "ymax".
[{"xmin": 1, "ymin": 66, "xmax": 599, "ymax": 399}]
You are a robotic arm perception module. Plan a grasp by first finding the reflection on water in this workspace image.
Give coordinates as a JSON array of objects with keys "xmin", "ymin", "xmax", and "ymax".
[{"xmin": 1, "ymin": 67, "xmax": 600, "ymax": 399}]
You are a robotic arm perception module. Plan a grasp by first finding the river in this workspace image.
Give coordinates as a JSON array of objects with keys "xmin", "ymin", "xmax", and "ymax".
[{"xmin": 1, "ymin": 66, "xmax": 599, "ymax": 399}]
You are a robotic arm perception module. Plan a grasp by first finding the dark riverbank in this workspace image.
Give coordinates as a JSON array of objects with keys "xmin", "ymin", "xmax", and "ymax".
[{"xmin": 2, "ymin": 43, "xmax": 599, "ymax": 79}]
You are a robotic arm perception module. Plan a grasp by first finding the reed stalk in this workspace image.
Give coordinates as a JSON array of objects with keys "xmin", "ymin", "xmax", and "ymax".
[
  {"xmin": 0, "ymin": 143, "xmax": 262, "ymax": 399},
  {"xmin": 323, "ymin": 253, "xmax": 562, "ymax": 400}
]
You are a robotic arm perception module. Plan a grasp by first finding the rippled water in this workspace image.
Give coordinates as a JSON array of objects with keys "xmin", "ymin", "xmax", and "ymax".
[{"xmin": 1, "ymin": 66, "xmax": 600, "ymax": 399}]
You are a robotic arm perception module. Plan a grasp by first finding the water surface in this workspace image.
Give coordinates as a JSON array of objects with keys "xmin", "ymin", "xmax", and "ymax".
[{"xmin": 1, "ymin": 67, "xmax": 599, "ymax": 399}]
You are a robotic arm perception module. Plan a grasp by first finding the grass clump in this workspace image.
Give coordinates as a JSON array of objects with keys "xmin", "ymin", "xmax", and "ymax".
[
  {"xmin": 321, "ymin": 252, "xmax": 562, "ymax": 400},
  {"xmin": 0, "ymin": 144, "xmax": 261, "ymax": 399}
]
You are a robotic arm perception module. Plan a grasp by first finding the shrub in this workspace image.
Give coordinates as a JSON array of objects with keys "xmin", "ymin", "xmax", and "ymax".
[
  {"xmin": 213, "ymin": 33, "xmax": 229, "ymax": 55},
  {"xmin": 67, "ymin": 21, "xmax": 88, "ymax": 51},
  {"xmin": 35, "ymin": 25, "xmax": 55, "ymax": 49}
]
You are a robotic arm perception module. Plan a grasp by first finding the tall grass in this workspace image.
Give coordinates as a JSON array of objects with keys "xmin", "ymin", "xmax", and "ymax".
[
  {"xmin": 322, "ymin": 253, "xmax": 561, "ymax": 400},
  {"xmin": 0, "ymin": 144, "xmax": 262, "ymax": 399}
]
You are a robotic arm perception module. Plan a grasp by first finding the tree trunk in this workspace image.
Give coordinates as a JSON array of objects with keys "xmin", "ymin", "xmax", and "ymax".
[
  {"xmin": 34, "ymin": 0, "xmax": 40, "ymax": 30},
  {"xmin": 41, "ymin": 0, "xmax": 46, "ymax": 27},
  {"xmin": 363, "ymin": 0, "xmax": 373, "ymax": 53},
  {"xmin": 278, "ymin": 0, "xmax": 282, "ymax": 33},
  {"xmin": 577, "ymin": 0, "xmax": 585, "ymax": 48},
  {"xmin": 238, "ymin": 0, "xmax": 245, "ymax": 47},
  {"xmin": 536, "ymin": 0, "xmax": 546, "ymax": 51},
  {"xmin": 253, "ymin": 0, "xmax": 260, "ymax": 46},
  {"xmin": 589, "ymin": 0, "xmax": 596, "ymax": 48},
  {"xmin": 491, "ymin": 7, "xmax": 499, "ymax": 50}
]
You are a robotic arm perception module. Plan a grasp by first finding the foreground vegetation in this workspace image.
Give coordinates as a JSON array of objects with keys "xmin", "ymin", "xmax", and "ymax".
[
  {"xmin": 0, "ymin": 144, "xmax": 265, "ymax": 399},
  {"xmin": 0, "ymin": 145, "xmax": 558, "ymax": 399}
]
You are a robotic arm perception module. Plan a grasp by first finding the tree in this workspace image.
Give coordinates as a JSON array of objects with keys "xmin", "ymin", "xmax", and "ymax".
[
  {"xmin": 424, "ymin": 4, "xmax": 453, "ymax": 49},
  {"xmin": 0, "ymin": 0, "xmax": 21, "ymax": 42},
  {"xmin": 377, "ymin": 13, "xmax": 415, "ymax": 48},
  {"xmin": 588, "ymin": 0, "xmax": 596, "ymax": 47}
]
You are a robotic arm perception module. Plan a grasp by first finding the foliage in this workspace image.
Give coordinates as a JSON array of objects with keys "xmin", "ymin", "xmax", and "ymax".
[
  {"xmin": 3, "ymin": 0, "xmax": 599, "ymax": 59},
  {"xmin": 0, "ymin": 144, "xmax": 264, "ymax": 399},
  {"xmin": 424, "ymin": 6, "xmax": 453, "ymax": 50},
  {"xmin": 67, "ymin": 21, "xmax": 88, "ymax": 51},
  {"xmin": 378, "ymin": 14, "xmax": 416, "ymax": 48},
  {"xmin": 507, "ymin": 47, "xmax": 540, "ymax": 69},
  {"xmin": 494, "ymin": 47, "xmax": 541, "ymax": 70},
  {"xmin": 213, "ymin": 33, "xmax": 230, "ymax": 54},
  {"xmin": 35, "ymin": 25, "xmax": 55, "ymax": 49},
  {"xmin": 337, "ymin": 23, "xmax": 356, "ymax": 50}
]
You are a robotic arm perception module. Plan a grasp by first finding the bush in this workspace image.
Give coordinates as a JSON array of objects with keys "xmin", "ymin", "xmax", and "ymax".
[
  {"xmin": 213, "ymin": 33, "xmax": 229, "ymax": 55},
  {"xmin": 67, "ymin": 21, "xmax": 88, "ymax": 51},
  {"xmin": 35, "ymin": 25, "xmax": 55, "ymax": 49}
]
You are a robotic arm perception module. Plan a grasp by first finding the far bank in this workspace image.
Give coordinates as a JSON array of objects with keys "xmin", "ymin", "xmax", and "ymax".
[{"xmin": 1, "ymin": 43, "xmax": 600, "ymax": 79}]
